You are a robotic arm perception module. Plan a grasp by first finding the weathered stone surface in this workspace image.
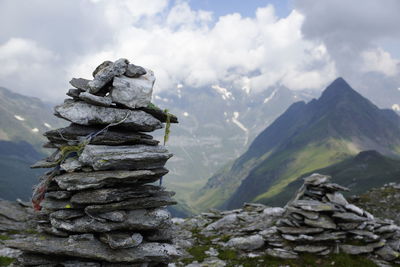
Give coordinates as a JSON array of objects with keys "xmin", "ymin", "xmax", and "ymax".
[
  {"xmin": 92, "ymin": 61, "xmax": 113, "ymax": 77},
  {"xmin": 54, "ymin": 100, "xmax": 162, "ymax": 132},
  {"xmin": 54, "ymin": 168, "xmax": 168, "ymax": 191},
  {"xmin": 340, "ymin": 244, "xmax": 375, "ymax": 255},
  {"xmin": 375, "ymin": 225, "xmax": 399, "ymax": 234},
  {"xmin": 100, "ymin": 232, "xmax": 143, "ymax": 249},
  {"xmin": 312, "ymin": 232, "xmax": 347, "ymax": 241},
  {"xmin": 79, "ymin": 92, "xmax": 112, "ymax": 107},
  {"xmin": 5, "ymin": 237, "xmax": 179, "ymax": 263},
  {"xmin": 88, "ymin": 58, "xmax": 129, "ymax": 94},
  {"xmin": 45, "ymin": 191, "xmax": 71, "ymax": 200},
  {"xmin": 286, "ymin": 206, "xmax": 319, "ymax": 220},
  {"xmin": 226, "ymin": 235, "xmax": 264, "ymax": 251},
  {"xmin": 304, "ymin": 215, "xmax": 337, "ymax": 229},
  {"xmin": 60, "ymin": 157, "xmax": 84, "ymax": 173},
  {"xmin": 70, "ymin": 78, "xmax": 90, "ymax": 91},
  {"xmin": 50, "ymin": 210, "xmax": 85, "ymax": 220},
  {"xmin": 70, "ymin": 185, "xmax": 166, "ymax": 204},
  {"xmin": 203, "ymin": 214, "xmax": 238, "ymax": 232},
  {"xmin": 0, "ymin": 200, "xmax": 34, "ymax": 232},
  {"xmin": 79, "ymin": 145, "xmax": 172, "ymax": 171},
  {"xmin": 304, "ymin": 173, "xmax": 330, "ymax": 185},
  {"xmin": 124, "ymin": 64, "xmax": 147, "ymax": 78},
  {"xmin": 266, "ymin": 248, "xmax": 298, "ymax": 259},
  {"xmin": 333, "ymin": 212, "xmax": 368, "ymax": 222},
  {"xmin": 50, "ymin": 209, "xmax": 171, "ymax": 233},
  {"xmin": 277, "ymin": 227, "xmax": 324, "ymax": 234},
  {"xmin": 84, "ymin": 194, "xmax": 176, "ymax": 214},
  {"xmin": 67, "ymin": 88, "xmax": 82, "ymax": 99},
  {"xmin": 349, "ymin": 230, "xmax": 379, "ymax": 240},
  {"xmin": 293, "ymin": 245, "xmax": 328, "ymax": 253},
  {"xmin": 326, "ymin": 192, "xmax": 349, "ymax": 206},
  {"xmin": 292, "ymin": 200, "xmax": 336, "ymax": 212},
  {"xmin": 96, "ymin": 211, "xmax": 127, "ymax": 223},
  {"xmin": 111, "ymin": 72, "xmax": 154, "ymax": 109},
  {"xmin": 375, "ymin": 245, "xmax": 400, "ymax": 261},
  {"xmin": 45, "ymin": 124, "xmax": 158, "ymax": 146},
  {"xmin": 345, "ymin": 204, "xmax": 364, "ymax": 216}
]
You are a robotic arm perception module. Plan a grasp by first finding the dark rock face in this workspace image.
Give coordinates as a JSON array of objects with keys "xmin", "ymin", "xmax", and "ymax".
[{"xmin": 5, "ymin": 58, "xmax": 180, "ymax": 266}]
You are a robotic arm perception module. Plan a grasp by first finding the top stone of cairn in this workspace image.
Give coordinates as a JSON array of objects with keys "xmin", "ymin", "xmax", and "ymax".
[{"xmin": 70, "ymin": 58, "xmax": 154, "ymax": 109}]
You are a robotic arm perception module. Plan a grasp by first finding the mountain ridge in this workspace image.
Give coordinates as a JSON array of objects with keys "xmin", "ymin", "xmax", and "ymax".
[{"xmin": 196, "ymin": 77, "xmax": 400, "ymax": 211}]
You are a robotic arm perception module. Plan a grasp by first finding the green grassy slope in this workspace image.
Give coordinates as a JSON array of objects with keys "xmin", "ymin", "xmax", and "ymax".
[{"xmin": 264, "ymin": 150, "xmax": 400, "ymax": 206}]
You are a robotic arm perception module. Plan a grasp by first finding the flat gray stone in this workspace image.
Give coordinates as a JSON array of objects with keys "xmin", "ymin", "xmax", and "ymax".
[
  {"xmin": 340, "ymin": 244, "xmax": 374, "ymax": 255},
  {"xmin": 100, "ymin": 232, "xmax": 143, "ymax": 249},
  {"xmin": 70, "ymin": 185, "xmax": 166, "ymax": 204},
  {"xmin": 304, "ymin": 215, "xmax": 337, "ymax": 229},
  {"xmin": 54, "ymin": 168, "xmax": 168, "ymax": 191},
  {"xmin": 266, "ymin": 248, "xmax": 298, "ymax": 259},
  {"xmin": 292, "ymin": 200, "xmax": 337, "ymax": 212},
  {"xmin": 88, "ymin": 58, "xmax": 129, "ymax": 94},
  {"xmin": 79, "ymin": 92, "xmax": 112, "ymax": 107},
  {"xmin": 312, "ymin": 232, "xmax": 347, "ymax": 241},
  {"xmin": 333, "ymin": 212, "xmax": 368, "ymax": 222},
  {"xmin": 286, "ymin": 206, "xmax": 319, "ymax": 220},
  {"xmin": 70, "ymin": 78, "xmax": 90, "ymax": 91},
  {"xmin": 294, "ymin": 245, "xmax": 329, "ymax": 253},
  {"xmin": 5, "ymin": 236, "xmax": 179, "ymax": 263},
  {"xmin": 50, "ymin": 209, "xmax": 171, "ymax": 232},
  {"xmin": 226, "ymin": 235, "xmax": 264, "ymax": 251},
  {"xmin": 277, "ymin": 227, "xmax": 324, "ymax": 234},
  {"xmin": 146, "ymin": 228, "xmax": 174, "ymax": 242},
  {"xmin": 111, "ymin": 72, "xmax": 154, "ymax": 109},
  {"xmin": 45, "ymin": 124, "xmax": 158, "ymax": 146},
  {"xmin": 79, "ymin": 145, "xmax": 172, "ymax": 171},
  {"xmin": 84, "ymin": 194, "xmax": 176, "ymax": 215},
  {"xmin": 54, "ymin": 100, "xmax": 162, "ymax": 132},
  {"xmin": 375, "ymin": 245, "xmax": 400, "ymax": 261},
  {"xmin": 45, "ymin": 191, "xmax": 72, "ymax": 200},
  {"xmin": 326, "ymin": 192, "xmax": 349, "ymax": 206},
  {"xmin": 345, "ymin": 204, "xmax": 364, "ymax": 216},
  {"xmin": 96, "ymin": 211, "xmax": 127, "ymax": 222},
  {"xmin": 303, "ymin": 173, "xmax": 331, "ymax": 185}
]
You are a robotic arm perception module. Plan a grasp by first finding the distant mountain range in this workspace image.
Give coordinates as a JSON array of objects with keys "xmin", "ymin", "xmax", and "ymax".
[
  {"xmin": 151, "ymin": 85, "xmax": 317, "ymax": 215},
  {"xmin": 195, "ymin": 78, "xmax": 400, "ymax": 211}
]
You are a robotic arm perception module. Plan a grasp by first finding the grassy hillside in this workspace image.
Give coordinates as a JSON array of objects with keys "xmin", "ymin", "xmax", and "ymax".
[{"xmin": 264, "ymin": 150, "xmax": 400, "ymax": 206}]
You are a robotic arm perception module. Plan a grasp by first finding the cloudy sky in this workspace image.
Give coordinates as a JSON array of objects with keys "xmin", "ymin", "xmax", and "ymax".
[{"xmin": 0, "ymin": 0, "xmax": 399, "ymax": 104}]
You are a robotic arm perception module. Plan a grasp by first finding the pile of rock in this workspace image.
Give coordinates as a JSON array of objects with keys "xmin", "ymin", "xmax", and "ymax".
[
  {"xmin": 5, "ymin": 58, "xmax": 180, "ymax": 266},
  {"xmin": 275, "ymin": 173, "xmax": 400, "ymax": 263},
  {"xmin": 172, "ymin": 174, "xmax": 400, "ymax": 266}
]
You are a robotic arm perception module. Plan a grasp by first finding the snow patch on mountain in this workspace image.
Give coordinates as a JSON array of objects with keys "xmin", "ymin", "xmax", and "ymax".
[
  {"xmin": 14, "ymin": 115, "xmax": 25, "ymax": 121},
  {"xmin": 392, "ymin": 104, "xmax": 400, "ymax": 111},
  {"xmin": 44, "ymin": 123, "xmax": 52, "ymax": 128},
  {"xmin": 263, "ymin": 89, "xmax": 278, "ymax": 104},
  {"xmin": 31, "ymin": 128, "xmax": 39, "ymax": 133},
  {"xmin": 212, "ymin": 85, "xmax": 234, "ymax": 100},
  {"xmin": 232, "ymin": 112, "xmax": 249, "ymax": 146}
]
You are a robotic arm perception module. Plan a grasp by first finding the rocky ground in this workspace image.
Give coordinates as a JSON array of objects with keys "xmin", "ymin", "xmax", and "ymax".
[
  {"xmin": 350, "ymin": 183, "xmax": 400, "ymax": 226},
  {"xmin": 1, "ymin": 178, "xmax": 400, "ymax": 266}
]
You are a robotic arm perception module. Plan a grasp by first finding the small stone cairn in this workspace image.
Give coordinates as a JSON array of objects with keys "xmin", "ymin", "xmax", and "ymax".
[
  {"xmin": 6, "ymin": 58, "xmax": 180, "ymax": 266},
  {"xmin": 276, "ymin": 173, "xmax": 400, "ymax": 263}
]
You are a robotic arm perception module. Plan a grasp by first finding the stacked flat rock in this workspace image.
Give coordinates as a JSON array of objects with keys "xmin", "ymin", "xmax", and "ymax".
[
  {"xmin": 5, "ymin": 58, "xmax": 180, "ymax": 266},
  {"xmin": 275, "ymin": 173, "xmax": 400, "ymax": 263}
]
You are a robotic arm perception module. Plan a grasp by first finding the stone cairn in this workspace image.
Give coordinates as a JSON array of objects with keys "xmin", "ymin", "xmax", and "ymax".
[
  {"xmin": 275, "ymin": 173, "xmax": 400, "ymax": 263},
  {"xmin": 6, "ymin": 58, "xmax": 180, "ymax": 266}
]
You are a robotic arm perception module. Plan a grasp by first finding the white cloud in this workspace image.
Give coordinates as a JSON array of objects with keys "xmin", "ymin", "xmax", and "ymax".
[
  {"xmin": 361, "ymin": 48, "xmax": 399, "ymax": 76},
  {"xmin": 67, "ymin": 3, "xmax": 336, "ymax": 97}
]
